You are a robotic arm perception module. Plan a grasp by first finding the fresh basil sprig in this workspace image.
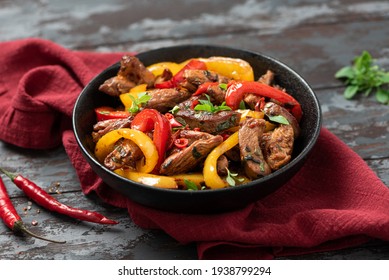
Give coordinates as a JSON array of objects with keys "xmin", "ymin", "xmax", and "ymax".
[
  {"xmin": 267, "ymin": 114, "xmax": 289, "ymax": 125},
  {"xmin": 194, "ymin": 94, "xmax": 232, "ymax": 113},
  {"xmin": 335, "ymin": 50, "xmax": 389, "ymax": 104},
  {"xmin": 128, "ymin": 92, "xmax": 151, "ymax": 113}
]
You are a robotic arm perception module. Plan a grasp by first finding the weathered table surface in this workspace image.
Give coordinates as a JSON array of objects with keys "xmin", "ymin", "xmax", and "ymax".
[{"xmin": 0, "ymin": 0, "xmax": 388, "ymax": 260}]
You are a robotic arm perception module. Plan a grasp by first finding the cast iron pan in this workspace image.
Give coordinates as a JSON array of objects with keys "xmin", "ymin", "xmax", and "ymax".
[{"xmin": 73, "ymin": 45, "xmax": 322, "ymax": 213}]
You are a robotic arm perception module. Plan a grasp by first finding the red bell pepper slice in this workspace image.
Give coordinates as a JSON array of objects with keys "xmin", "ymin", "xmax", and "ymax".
[
  {"xmin": 154, "ymin": 59, "xmax": 207, "ymax": 89},
  {"xmin": 131, "ymin": 109, "xmax": 171, "ymax": 173},
  {"xmin": 192, "ymin": 82, "xmax": 220, "ymax": 96},
  {"xmin": 225, "ymin": 81, "xmax": 303, "ymax": 122},
  {"xmin": 95, "ymin": 106, "xmax": 131, "ymax": 122}
]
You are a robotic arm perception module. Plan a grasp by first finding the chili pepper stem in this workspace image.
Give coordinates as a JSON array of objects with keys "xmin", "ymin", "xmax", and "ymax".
[
  {"xmin": 13, "ymin": 220, "xmax": 66, "ymax": 244},
  {"xmin": 0, "ymin": 167, "xmax": 16, "ymax": 181}
]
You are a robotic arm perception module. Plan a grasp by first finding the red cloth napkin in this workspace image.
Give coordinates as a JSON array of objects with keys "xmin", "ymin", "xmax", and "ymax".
[{"xmin": 1, "ymin": 38, "xmax": 388, "ymax": 259}]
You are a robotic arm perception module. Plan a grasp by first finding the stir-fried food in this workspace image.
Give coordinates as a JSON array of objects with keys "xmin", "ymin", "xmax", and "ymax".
[{"xmin": 92, "ymin": 55, "xmax": 303, "ymax": 190}]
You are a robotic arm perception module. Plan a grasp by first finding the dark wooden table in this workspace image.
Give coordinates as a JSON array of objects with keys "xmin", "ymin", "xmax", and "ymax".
[{"xmin": 0, "ymin": 0, "xmax": 388, "ymax": 260}]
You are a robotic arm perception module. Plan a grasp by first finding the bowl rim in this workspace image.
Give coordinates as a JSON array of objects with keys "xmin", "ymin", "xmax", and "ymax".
[{"xmin": 72, "ymin": 44, "xmax": 322, "ymax": 198}]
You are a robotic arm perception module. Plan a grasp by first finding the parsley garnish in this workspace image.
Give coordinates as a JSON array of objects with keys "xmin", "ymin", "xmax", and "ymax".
[
  {"xmin": 335, "ymin": 50, "xmax": 389, "ymax": 104},
  {"xmin": 194, "ymin": 94, "xmax": 232, "ymax": 113}
]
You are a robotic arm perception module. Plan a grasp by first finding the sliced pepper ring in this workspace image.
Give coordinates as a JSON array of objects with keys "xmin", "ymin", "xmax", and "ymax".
[{"xmin": 94, "ymin": 128, "xmax": 158, "ymax": 174}]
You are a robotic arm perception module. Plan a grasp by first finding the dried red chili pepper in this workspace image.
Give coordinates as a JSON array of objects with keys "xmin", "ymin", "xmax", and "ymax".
[
  {"xmin": 0, "ymin": 168, "xmax": 118, "ymax": 225},
  {"xmin": 0, "ymin": 175, "xmax": 65, "ymax": 243}
]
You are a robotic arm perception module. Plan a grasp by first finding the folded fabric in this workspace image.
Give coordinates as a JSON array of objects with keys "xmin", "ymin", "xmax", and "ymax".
[{"xmin": 0, "ymin": 38, "xmax": 388, "ymax": 259}]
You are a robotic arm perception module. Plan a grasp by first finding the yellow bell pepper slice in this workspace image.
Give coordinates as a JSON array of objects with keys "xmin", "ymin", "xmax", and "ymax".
[
  {"xmin": 199, "ymin": 57, "xmax": 254, "ymax": 81},
  {"xmin": 95, "ymin": 128, "xmax": 158, "ymax": 174},
  {"xmin": 147, "ymin": 62, "xmax": 182, "ymax": 76},
  {"xmin": 119, "ymin": 83, "xmax": 148, "ymax": 110},
  {"xmin": 227, "ymin": 109, "xmax": 276, "ymax": 133},
  {"xmin": 114, "ymin": 169, "xmax": 178, "ymax": 189},
  {"xmin": 170, "ymin": 56, "xmax": 255, "ymax": 81},
  {"xmin": 114, "ymin": 170, "xmax": 204, "ymax": 189},
  {"xmin": 237, "ymin": 109, "xmax": 265, "ymax": 121},
  {"xmin": 171, "ymin": 173, "xmax": 205, "ymax": 188},
  {"xmin": 238, "ymin": 109, "xmax": 277, "ymax": 131},
  {"xmin": 203, "ymin": 131, "xmax": 239, "ymax": 189}
]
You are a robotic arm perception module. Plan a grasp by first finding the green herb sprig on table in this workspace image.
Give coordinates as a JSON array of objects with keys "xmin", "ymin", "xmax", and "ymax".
[{"xmin": 335, "ymin": 50, "xmax": 389, "ymax": 105}]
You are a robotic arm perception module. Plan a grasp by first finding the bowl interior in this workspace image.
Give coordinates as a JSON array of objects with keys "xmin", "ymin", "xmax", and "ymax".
[{"xmin": 73, "ymin": 45, "xmax": 321, "ymax": 213}]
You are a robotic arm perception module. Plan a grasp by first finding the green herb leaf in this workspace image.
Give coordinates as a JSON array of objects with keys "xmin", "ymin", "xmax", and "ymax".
[
  {"xmin": 169, "ymin": 105, "xmax": 180, "ymax": 114},
  {"xmin": 376, "ymin": 88, "xmax": 389, "ymax": 104},
  {"xmin": 239, "ymin": 100, "xmax": 246, "ymax": 110},
  {"xmin": 137, "ymin": 92, "xmax": 151, "ymax": 104},
  {"xmin": 267, "ymin": 115, "xmax": 290, "ymax": 125},
  {"xmin": 184, "ymin": 179, "xmax": 198, "ymax": 191},
  {"xmin": 194, "ymin": 94, "xmax": 232, "ymax": 113},
  {"xmin": 344, "ymin": 85, "xmax": 359, "ymax": 99},
  {"xmin": 128, "ymin": 92, "xmax": 151, "ymax": 113},
  {"xmin": 128, "ymin": 95, "xmax": 139, "ymax": 113},
  {"xmin": 335, "ymin": 50, "xmax": 389, "ymax": 105},
  {"xmin": 219, "ymin": 83, "xmax": 227, "ymax": 90},
  {"xmin": 225, "ymin": 168, "xmax": 244, "ymax": 187},
  {"xmin": 335, "ymin": 66, "xmax": 355, "ymax": 79}
]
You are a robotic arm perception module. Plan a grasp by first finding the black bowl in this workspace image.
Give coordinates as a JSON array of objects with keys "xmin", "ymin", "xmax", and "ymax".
[{"xmin": 73, "ymin": 45, "xmax": 321, "ymax": 213}]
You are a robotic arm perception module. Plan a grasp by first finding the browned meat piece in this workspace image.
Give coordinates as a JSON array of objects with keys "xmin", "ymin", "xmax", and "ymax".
[
  {"xmin": 263, "ymin": 102, "xmax": 300, "ymax": 139},
  {"xmin": 160, "ymin": 135, "xmax": 223, "ymax": 175},
  {"xmin": 179, "ymin": 69, "xmax": 230, "ymax": 93},
  {"xmin": 183, "ymin": 69, "xmax": 230, "ymax": 86},
  {"xmin": 154, "ymin": 68, "xmax": 173, "ymax": 85},
  {"xmin": 264, "ymin": 124, "xmax": 294, "ymax": 170},
  {"xmin": 243, "ymin": 93, "xmax": 262, "ymax": 110},
  {"xmin": 175, "ymin": 109, "xmax": 241, "ymax": 134},
  {"xmin": 200, "ymin": 83, "xmax": 226, "ymax": 105},
  {"xmin": 242, "ymin": 70, "xmax": 275, "ymax": 110},
  {"xmin": 167, "ymin": 129, "xmax": 216, "ymax": 156},
  {"xmin": 217, "ymin": 155, "xmax": 229, "ymax": 176},
  {"xmin": 92, "ymin": 117, "xmax": 132, "ymax": 142},
  {"xmin": 98, "ymin": 76, "xmax": 136, "ymax": 97},
  {"xmin": 117, "ymin": 55, "xmax": 155, "ymax": 87},
  {"xmin": 103, "ymin": 138, "xmax": 144, "ymax": 171},
  {"xmin": 144, "ymin": 88, "xmax": 191, "ymax": 113},
  {"xmin": 239, "ymin": 118, "xmax": 271, "ymax": 179},
  {"xmin": 99, "ymin": 55, "xmax": 155, "ymax": 96},
  {"xmin": 179, "ymin": 129, "xmax": 214, "ymax": 142},
  {"xmin": 224, "ymin": 145, "xmax": 241, "ymax": 162},
  {"xmin": 257, "ymin": 70, "xmax": 275, "ymax": 85}
]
